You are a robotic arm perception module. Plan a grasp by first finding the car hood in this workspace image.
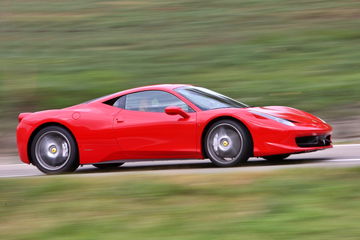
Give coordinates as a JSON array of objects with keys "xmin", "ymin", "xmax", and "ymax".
[{"xmin": 247, "ymin": 106, "xmax": 325, "ymax": 125}]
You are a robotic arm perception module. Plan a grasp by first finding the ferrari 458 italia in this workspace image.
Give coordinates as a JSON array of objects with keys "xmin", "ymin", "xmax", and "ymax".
[{"xmin": 17, "ymin": 84, "xmax": 332, "ymax": 174}]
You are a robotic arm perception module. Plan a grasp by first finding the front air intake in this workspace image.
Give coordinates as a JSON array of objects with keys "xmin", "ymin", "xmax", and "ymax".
[{"xmin": 296, "ymin": 135, "xmax": 331, "ymax": 147}]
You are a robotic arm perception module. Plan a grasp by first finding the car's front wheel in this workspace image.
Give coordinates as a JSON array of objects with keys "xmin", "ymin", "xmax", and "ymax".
[
  {"xmin": 30, "ymin": 126, "xmax": 79, "ymax": 174},
  {"xmin": 204, "ymin": 120, "xmax": 252, "ymax": 167}
]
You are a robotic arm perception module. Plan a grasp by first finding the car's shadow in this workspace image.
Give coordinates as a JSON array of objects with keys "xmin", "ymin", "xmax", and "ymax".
[{"xmin": 75, "ymin": 157, "xmax": 334, "ymax": 174}]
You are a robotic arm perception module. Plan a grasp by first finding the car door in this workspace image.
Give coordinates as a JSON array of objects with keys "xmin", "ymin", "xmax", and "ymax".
[{"xmin": 112, "ymin": 90, "xmax": 198, "ymax": 160}]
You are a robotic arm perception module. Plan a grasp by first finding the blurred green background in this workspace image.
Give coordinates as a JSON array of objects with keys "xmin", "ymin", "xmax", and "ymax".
[{"xmin": 1, "ymin": 0, "xmax": 360, "ymax": 146}]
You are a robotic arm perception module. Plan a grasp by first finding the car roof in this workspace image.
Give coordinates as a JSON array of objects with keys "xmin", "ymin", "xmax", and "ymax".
[
  {"xmin": 88, "ymin": 84, "xmax": 192, "ymax": 104},
  {"xmin": 125, "ymin": 84, "xmax": 191, "ymax": 92}
]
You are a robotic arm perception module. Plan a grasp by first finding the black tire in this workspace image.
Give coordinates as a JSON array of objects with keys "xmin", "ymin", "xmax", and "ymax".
[
  {"xmin": 263, "ymin": 154, "xmax": 290, "ymax": 162},
  {"xmin": 30, "ymin": 126, "xmax": 79, "ymax": 174},
  {"xmin": 204, "ymin": 119, "xmax": 252, "ymax": 167},
  {"xmin": 93, "ymin": 163, "xmax": 124, "ymax": 169}
]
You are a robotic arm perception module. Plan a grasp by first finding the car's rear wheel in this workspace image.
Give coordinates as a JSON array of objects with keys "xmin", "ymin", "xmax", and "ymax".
[
  {"xmin": 263, "ymin": 154, "xmax": 290, "ymax": 162},
  {"xmin": 93, "ymin": 163, "xmax": 124, "ymax": 169},
  {"xmin": 205, "ymin": 120, "xmax": 252, "ymax": 167},
  {"xmin": 30, "ymin": 126, "xmax": 79, "ymax": 174}
]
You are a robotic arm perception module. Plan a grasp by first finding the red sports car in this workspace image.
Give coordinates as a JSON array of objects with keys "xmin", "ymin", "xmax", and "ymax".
[{"xmin": 17, "ymin": 84, "xmax": 332, "ymax": 174}]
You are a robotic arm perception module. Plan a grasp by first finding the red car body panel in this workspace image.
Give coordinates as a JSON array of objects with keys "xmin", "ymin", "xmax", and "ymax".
[{"xmin": 17, "ymin": 84, "xmax": 332, "ymax": 165}]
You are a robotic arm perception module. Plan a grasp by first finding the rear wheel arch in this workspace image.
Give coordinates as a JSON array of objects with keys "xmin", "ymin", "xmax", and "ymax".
[
  {"xmin": 201, "ymin": 116, "xmax": 254, "ymax": 158},
  {"xmin": 27, "ymin": 122, "xmax": 79, "ymax": 164}
]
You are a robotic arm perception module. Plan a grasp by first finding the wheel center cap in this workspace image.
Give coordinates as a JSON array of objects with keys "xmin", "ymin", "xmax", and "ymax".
[
  {"xmin": 221, "ymin": 139, "xmax": 229, "ymax": 147},
  {"xmin": 50, "ymin": 146, "xmax": 57, "ymax": 154}
]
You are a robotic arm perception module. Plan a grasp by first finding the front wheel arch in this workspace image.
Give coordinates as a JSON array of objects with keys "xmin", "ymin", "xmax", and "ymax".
[
  {"xmin": 28, "ymin": 122, "xmax": 79, "ymax": 165},
  {"xmin": 201, "ymin": 116, "xmax": 254, "ymax": 159}
]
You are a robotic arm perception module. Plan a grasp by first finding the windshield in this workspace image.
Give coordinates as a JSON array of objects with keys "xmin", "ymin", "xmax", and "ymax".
[{"xmin": 175, "ymin": 86, "xmax": 248, "ymax": 111}]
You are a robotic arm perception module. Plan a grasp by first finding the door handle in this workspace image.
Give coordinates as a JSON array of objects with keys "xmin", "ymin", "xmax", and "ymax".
[{"xmin": 116, "ymin": 118, "xmax": 124, "ymax": 123}]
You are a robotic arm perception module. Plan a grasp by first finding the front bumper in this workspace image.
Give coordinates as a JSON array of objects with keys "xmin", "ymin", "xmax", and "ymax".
[{"xmin": 252, "ymin": 123, "xmax": 333, "ymax": 157}]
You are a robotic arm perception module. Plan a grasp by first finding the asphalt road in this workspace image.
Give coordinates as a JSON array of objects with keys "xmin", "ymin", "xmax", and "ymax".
[{"xmin": 0, "ymin": 144, "xmax": 359, "ymax": 178}]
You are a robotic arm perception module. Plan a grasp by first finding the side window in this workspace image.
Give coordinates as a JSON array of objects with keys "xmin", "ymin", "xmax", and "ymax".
[
  {"xmin": 123, "ymin": 91, "xmax": 192, "ymax": 113},
  {"xmin": 113, "ymin": 96, "xmax": 126, "ymax": 109}
]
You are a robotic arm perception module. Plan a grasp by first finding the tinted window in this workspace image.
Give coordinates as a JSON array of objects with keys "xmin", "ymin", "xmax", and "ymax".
[
  {"xmin": 175, "ymin": 87, "xmax": 248, "ymax": 111},
  {"xmin": 113, "ymin": 96, "xmax": 126, "ymax": 109},
  {"xmin": 117, "ymin": 91, "xmax": 192, "ymax": 113}
]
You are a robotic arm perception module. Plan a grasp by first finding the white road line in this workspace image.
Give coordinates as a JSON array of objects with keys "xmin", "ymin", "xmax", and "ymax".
[
  {"xmin": 326, "ymin": 159, "xmax": 360, "ymax": 162},
  {"xmin": 334, "ymin": 144, "xmax": 360, "ymax": 147},
  {"xmin": 0, "ymin": 164, "xmax": 26, "ymax": 167}
]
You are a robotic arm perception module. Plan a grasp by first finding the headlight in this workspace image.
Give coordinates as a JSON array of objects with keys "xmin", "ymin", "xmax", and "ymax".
[{"xmin": 249, "ymin": 110, "xmax": 295, "ymax": 126}]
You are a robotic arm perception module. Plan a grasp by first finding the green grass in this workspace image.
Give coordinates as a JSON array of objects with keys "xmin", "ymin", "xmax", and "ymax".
[
  {"xmin": 1, "ymin": 168, "xmax": 360, "ymax": 239},
  {"xmin": 1, "ymin": 0, "xmax": 360, "ymax": 126}
]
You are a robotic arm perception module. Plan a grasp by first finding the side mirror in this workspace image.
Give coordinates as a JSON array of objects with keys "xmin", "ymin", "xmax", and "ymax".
[{"xmin": 165, "ymin": 106, "xmax": 190, "ymax": 119}]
